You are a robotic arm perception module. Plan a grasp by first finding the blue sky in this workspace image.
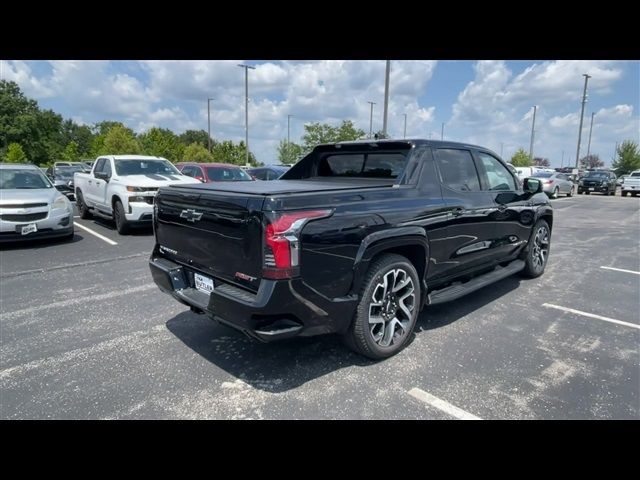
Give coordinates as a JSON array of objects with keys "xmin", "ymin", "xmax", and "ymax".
[{"xmin": 2, "ymin": 60, "xmax": 638, "ymax": 165}]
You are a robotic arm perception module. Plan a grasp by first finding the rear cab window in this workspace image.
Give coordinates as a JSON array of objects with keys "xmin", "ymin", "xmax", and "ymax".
[{"xmin": 433, "ymin": 148, "xmax": 481, "ymax": 191}]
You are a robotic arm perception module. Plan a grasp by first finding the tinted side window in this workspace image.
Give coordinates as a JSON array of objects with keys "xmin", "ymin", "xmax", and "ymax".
[
  {"xmin": 434, "ymin": 149, "xmax": 481, "ymax": 192},
  {"xmin": 103, "ymin": 160, "xmax": 112, "ymax": 177},
  {"xmin": 93, "ymin": 158, "xmax": 106, "ymax": 174},
  {"xmin": 477, "ymin": 152, "xmax": 517, "ymax": 191}
]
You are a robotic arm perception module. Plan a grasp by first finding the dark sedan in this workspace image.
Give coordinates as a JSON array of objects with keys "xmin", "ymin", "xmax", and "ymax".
[
  {"xmin": 577, "ymin": 171, "xmax": 617, "ymax": 195},
  {"xmin": 46, "ymin": 165, "xmax": 83, "ymax": 199}
]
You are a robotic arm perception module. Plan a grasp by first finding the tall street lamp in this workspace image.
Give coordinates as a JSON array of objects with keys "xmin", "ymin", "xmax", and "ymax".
[
  {"xmin": 207, "ymin": 97, "xmax": 214, "ymax": 152},
  {"xmin": 367, "ymin": 101, "xmax": 376, "ymax": 138},
  {"xmin": 575, "ymin": 73, "xmax": 592, "ymax": 169},
  {"xmin": 529, "ymin": 105, "xmax": 537, "ymax": 160},
  {"xmin": 586, "ymin": 112, "xmax": 595, "ymax": 159},
  {"xmin": 382, "ymin": 60, "xmax": 391, "ymax": 137},
  {"xmin": 403, "ymin": 113, "xmax": 407, "ymax": 139},
  {"xmin": 238, "ymin": 64, "xmax": 256, "ymax": 167}
]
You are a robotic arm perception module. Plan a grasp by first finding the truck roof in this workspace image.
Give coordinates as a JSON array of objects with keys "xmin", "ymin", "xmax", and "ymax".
[
  {"xmin": 102, "ymin": 155, "xmax": 168, "ymax": 161},
  {"xmin": 327, "ymin": 138, "xmax": 492, "ymax": 152}
]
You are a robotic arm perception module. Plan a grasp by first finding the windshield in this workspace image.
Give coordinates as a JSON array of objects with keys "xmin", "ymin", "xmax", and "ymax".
[
  {"xmin": 0, "ymin": 169, "xmax": 53, "ymax": 189},
  {"xmin": 206, "ymin": 166, "xmax": 253, "ymax": 181},
  {"xmin": 54, "ymin": 166, "xmax": 82, "ymax": 178},
  {"xmin": 631, "ymin": 172, "xmax": 640, "ymax": 177},
  {"xmin": 114, "ymin": 159, "xmax": 181, "ymax": 176},
  {"xmin": 585, "ymin": 172, "xmax": 608, "ymax": 178}
]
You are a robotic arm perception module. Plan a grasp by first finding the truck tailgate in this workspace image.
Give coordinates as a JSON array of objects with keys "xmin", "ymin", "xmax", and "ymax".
[{"xmin": 154, "ymin": 188, "xmax": 263, "ymax": 291}]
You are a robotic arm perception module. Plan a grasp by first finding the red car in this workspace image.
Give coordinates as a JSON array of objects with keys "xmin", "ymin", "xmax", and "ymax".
[{"xmin": 176, "ymin": 162, "xmax": 254, "ymax": 183}]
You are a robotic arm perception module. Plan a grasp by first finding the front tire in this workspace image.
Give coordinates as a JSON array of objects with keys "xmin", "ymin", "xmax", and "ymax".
[
  {"xmin": 521, "ymin": 220, "xmax": 551, "ymax": 278},
  {"xmin": 343, "ymin": 254, "xmax": 420, "ymax": 360},
  {"xmin": 621, "ymin": 191, "xmax": 628, "ymax": 197},
  {"xmin": 114, "ymin": 200, "xmax": 130, "ymax": 234}
]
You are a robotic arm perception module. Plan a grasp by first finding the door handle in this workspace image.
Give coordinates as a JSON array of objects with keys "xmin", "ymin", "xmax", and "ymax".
[
  {"xmin": 451, "ymin": 207, "xmax": 464, "ymax": 216},
  {"xmin": 88, "ymin": 180, "xmax": 92, "ymax": 184}
]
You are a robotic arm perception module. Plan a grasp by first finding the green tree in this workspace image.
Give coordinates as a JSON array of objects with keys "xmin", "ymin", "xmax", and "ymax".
[
  {"xmin": 510, "ymin": 148, "xmax": 532, "ymax": 167},
  {"xmin": 139, "ymin": 127, "xmax": 184, "ymax": 162},
  {"xmin": 5, "ymin": 143, "xmax": 28, "ymax": 163},
  {"xmin": 179, "ymin": 129, "xmax": 212, "ymax": 147},
  {"xmin": 61, "ymin": 119, "xmax": 94, "ymax": 157},
  {"xmin": 93, "ymin": 121, "xmax": 126, "ymax": 136},
  {"xmin": 611, "ymin": 140, "xmax": 640, "ymax": 175},
  {"xmin": 61, "ymin": 141, "xmax": 80, "ymax": 162},
  {"xmin": 211, "ymin": 140, "xmax": 257, "ymax": 166},
  {"xmin": 532, "ymin": 157, "xmax": 550, "ymax": 167},
  {"xmin": 277, "ymin": 139, "xmax": 304, "ymax": 165},
  {"xmin": 580, "ymin": 154, "xmax": 604, "ymax": 169},
  {"xmin": 302, "ymin": 120, "xmax": 366, "ymax": 152},
  {"xmin": 183, "ymin": 142, "xmax": 213, "ymax": 162},
  {"xmin": 99, "ymin": 125, "xmax": 141, "ymax": 154}
]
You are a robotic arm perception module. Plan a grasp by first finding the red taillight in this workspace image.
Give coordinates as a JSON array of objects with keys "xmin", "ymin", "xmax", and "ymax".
[
  {"xmin": 263, "ymin": 209, "xmax": 332, "ymax": 279},
  {"xmin": 545, "ymin": 180, "xmax": 553, "ymax": 184}
]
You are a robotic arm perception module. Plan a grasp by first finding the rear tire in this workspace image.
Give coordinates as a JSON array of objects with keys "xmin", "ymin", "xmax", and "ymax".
[
  {"xmin": 114, "ymin": 200, "xmax": 130, "ymax": 235},
  {"xmin": 622, "ymin": 191, "xmax": 628, "ymax": 197},
  {"xmin": 76, "ymin": 190, "xmax": 92, "ymax": 219},
  {"xmin": 521, "ymin": 219, "xmax": 551, "ymax": 279},
  {"xmin": 343, "ymin": 254, "xmax": 420, "ymax": 360},
  {"xmin": 567, "ymin": 186, "xmax": 574, "ymax": 197},
  {"xmin": 550, "ymin": 187, "xmax": 559, "ymax": 199}
]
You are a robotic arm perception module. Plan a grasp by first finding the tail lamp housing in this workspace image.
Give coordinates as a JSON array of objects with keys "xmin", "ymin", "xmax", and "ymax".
[{"xmin": 262, "ymin": 209, "xmax": 333, "ymax": 279}]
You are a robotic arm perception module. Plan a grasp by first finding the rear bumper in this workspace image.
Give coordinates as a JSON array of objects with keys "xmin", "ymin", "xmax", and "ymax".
[
  {"xmin": 578, "ymin": 185, "xmax": 610, "ymax": 193},
  {"xmin": 149, "ymin": 254, "xmax": 358, "ymax": 341}
]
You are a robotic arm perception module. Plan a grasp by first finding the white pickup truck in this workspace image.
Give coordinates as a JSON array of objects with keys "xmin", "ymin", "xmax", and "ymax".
[
  {"xmin": 74, "ymin": 155, "xmax": 200, "ymax": 234},
  {"xmin": 621, "ymin": 170, "xmax": 640, "ymax": 197}
]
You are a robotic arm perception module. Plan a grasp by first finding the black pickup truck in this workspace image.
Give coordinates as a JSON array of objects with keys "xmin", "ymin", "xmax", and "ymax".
[{"xmin": 149, "ymin": 139, "xmax": 552, "ymax": 359}]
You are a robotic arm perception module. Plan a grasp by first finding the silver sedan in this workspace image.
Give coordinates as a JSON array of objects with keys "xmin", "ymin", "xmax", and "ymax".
[
  {"xmin": 0, "ymin": 163, "xmax": 75, "ymax": 242},
  {"xmin": 532, "ymin": 172, "xmax": 575, "ymax": 198}
]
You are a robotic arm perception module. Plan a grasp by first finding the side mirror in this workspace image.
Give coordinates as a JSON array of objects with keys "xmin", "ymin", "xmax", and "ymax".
[
  {"xmin": 94, "ymin": 171, "xmax": 110, "ymax": 182},
  {"xmin": 523, "ymin": 177, "xmax": 543, "ymax": 194},
  {"xmin": 195, "ymin": 175, "xmax": 205, "ymax": 182}
]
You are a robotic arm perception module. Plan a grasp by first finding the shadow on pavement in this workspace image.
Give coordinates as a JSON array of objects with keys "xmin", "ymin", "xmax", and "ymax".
[
  {"xmin": 0, "ymin": 232, "xmax": 81, "ymax": 251},
  {"xmin": 167, "ymin": 274, "xmax": 524, "ymax": 393}
]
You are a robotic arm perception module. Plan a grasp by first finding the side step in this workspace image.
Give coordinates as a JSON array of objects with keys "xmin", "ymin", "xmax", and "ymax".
[
  {"xmin": 90, "ymin": 209, "xmax": 114, "ymax": 221},
  {"xmin": 427, "ymin": 260, "xmax": 525, "ymax": 306}
]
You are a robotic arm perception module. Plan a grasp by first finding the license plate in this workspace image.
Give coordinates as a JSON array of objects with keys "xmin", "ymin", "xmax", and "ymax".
[
  {"xmin": 589, "ymin": 187, "xmax": 594, "ymax": 191},
  {"xmin": 194, "ymin": 273, "xmax": 214, "ymax": 294},
  {"xmin": 21, "ymin": 223, "xmax": 37, "ymax": 235}
]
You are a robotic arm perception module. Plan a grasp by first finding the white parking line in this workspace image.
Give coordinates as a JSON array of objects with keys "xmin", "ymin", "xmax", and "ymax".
[
  {"xmin": 542, "ymin": 303, "xmax": 640, "ymax": 330},
  {"xmin": 600, "ymin": 266, "xmax": 640, "ymax": 276},
  {"xmin": 74, "ymin": 222, "xmax": 118, "ymax": 246},
  {"xmin": 408, "ymin": 388, "xmax": 482, "ymax": 420}
]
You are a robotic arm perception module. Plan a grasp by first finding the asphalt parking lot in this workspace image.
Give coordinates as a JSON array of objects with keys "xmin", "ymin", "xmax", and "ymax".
[{"xmin": 1, "ymin": 193, "xmax": 638, "ymax": 419}]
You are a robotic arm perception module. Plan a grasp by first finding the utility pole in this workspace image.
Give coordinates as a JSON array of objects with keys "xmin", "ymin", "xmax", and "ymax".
[
  {"xmin": 500, "ymin": 143, "xmax": 504, "ymax": 157},
  {"xmin": 207, "ymin": 97, "xmax": 214, "ymax": 152},
  {"xmin": 529, "ymin": 105, "xmax": 537, "ymax": 160},
  {"xmin": 367, "ymin": 101, "xmax": 376, "ymax": 138},
  {"xmin": 575, "ymin": 73, "xmax": 591, "ymax": 169},
  {"xmin": 561, "ymin": 150, "xmax": 565, "ymax": 167},
  {"xmin": 382, "ymin": 60, "xmax": 390, "ymax": 137},
  {"xmin": 238, "ymin": 64, "xmax": 256, "ymax": 167},
  {"xmin": 403, "ymin": 113, "xmax": 407, "ymax": 139},
  {"xmin": 287, "ymin": 114, "xmax": 293, "ymax": 144},
  {"xmin": 586, "ymin": 112, "xmax": 595, "ymax": 159},
  {"xmin": 441, "ymin": 122, "xmax": 445, "ymax": 140}
]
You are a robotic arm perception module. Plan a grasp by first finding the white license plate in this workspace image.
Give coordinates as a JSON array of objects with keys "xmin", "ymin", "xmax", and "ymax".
[
  {"xmin": 194, "ymin": 273, "xmax": 214, "ymax": 294},
  {"xmin": 589, "ymin": 187, "xmax": 595, "ymax": 191},
  {"xmin": 21, "ymin": 223, "xmax": 37, "ymax": 235}
]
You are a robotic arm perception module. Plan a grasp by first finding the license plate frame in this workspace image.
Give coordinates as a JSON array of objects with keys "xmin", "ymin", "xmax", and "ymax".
[
  {"xmin": 20, "ymin": 223, "xmax": 38, "ymax": 235},
  {"xmin": 194, "ymin": 272, "xmax": 214, "ymax": 294}
]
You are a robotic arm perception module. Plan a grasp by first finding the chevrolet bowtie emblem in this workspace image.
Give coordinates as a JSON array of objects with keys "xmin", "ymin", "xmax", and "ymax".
[{"xmin": 180, "ymin": 209, "xmax": 203, "ymax": 222}]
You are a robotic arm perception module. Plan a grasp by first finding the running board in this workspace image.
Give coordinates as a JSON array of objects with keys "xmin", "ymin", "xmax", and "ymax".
[
  {"xmin": 91, "ymin": 209, "xmax": 113, "ymax": 221},
  {"xmin": 427, "ymin": 260, "xmax": 525, "ymax": 305}
]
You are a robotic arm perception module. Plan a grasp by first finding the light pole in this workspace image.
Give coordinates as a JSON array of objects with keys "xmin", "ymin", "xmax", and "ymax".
[
  {"xmin": 529, "ymin": 105, "xmax": 537, "ymax": 161},
  {"xmin": 207, "ymin": 97, "xmax": 214, "ymax": 152},
  {"xmin": 575, "ymin": 73, "xmax": 591, "ymax": 169},
  {"xmin": 382, "ymin": 60, "xmax": 390, "ymax": 137},
  {"xmin": 367, "ymin": 101, "xmax": 376, "ymax": 138},
  {"xmin": 441, "ymin": 122, "xmax": 445, "ymax": 141},
  {"xmin": 561, "ymin": 150, "xmax": 565, "ymax": 168},
  {"xmin": 403, "ymin": 113, "xmax": 407, "ymax": 139},
  {"xmin": 586, "ymin": 112, "xmax": 595, "ymax": 159},
  {"xmin": 287, "ymin": 114, "xmax": 293, "ymax": 145},
  {"xmin": 238, "ymin": 64, "xmax": 256, "ymax": 167},
  {"xmin": 500, "ymin": 143, "xmax": 504, "ymax": 158}
]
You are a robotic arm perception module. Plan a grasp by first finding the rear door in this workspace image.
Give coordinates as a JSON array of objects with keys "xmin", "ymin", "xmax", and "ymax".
[
  {"xmin": 434, "ymin": 147, "xmax": 503, "ymax": 276},
  {"xmin": 154, "ymin": 188, "xmax": 264, "ymax": 291}
]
